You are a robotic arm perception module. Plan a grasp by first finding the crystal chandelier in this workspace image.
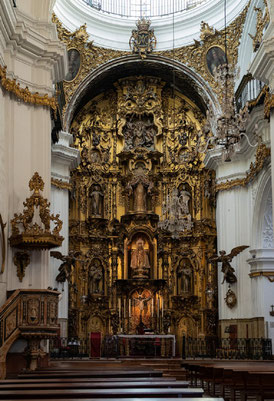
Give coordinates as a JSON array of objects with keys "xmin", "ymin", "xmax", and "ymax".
[
  {"xmin": 198, "ymin": 0, "xmax": 258, "ymax": 162},
  {"xmin": 159, "ymin": 188, "xmax": 193, "ymax": 239},
  {"xmin": 202, "ymin": 64, "xmax": 250, "ymax": 162}
]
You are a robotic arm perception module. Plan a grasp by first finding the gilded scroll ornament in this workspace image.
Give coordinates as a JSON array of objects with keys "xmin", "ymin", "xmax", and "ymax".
[
  {"xmin": 52, "ymin": 3, "xmax": 249, "ymax": 118},
  {"xmin": 51, "ymin": 13, "xmax": 128, "ymax": 114},
  {"xmin": 264, "ymin": 89, "xmax": 274, "ymax": 120},
  {"xmin": 9, "ymin": 172, "xmax": 64, "ymax": 249},
  {"xmin": 0, "ymin": 65, "xmax": 57, "ymax": 112},
  {"xmin": 159, "ymin": 3, "xmax": 250, "ymax": 104},
  {"xmin": 51, "ymin": 178, "xmax": 72, "ymax": 191},
  {"xmin": 13, "ymin": 251, "xmax": 30, "ymax": 282},
  {"xmin": 248, "ymin": 1, "xmax": 269, "ymax": 51}
]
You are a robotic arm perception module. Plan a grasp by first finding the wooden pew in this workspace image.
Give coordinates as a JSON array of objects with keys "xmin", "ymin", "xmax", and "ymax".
[
  {"xmin": 17, "ymin": 370, "xmax": 163, "ymax": 379},
  {"xmin": 182, "ymin": 360, "xmax": 274, "ymax": 400},
  {"xmin": 4, "ymin": 398, "xmax": 222, "ymax": 401},
  {"xmin": 0, "ymin": 377, "xmax": 177, "ymax": 384},
  {"xmin": 0, "ymin": 380, "xmax": 189, "ymax": 390},
  {"xmin": 0, "ymin": 387, "xmax": 204, "ymax": 399}
]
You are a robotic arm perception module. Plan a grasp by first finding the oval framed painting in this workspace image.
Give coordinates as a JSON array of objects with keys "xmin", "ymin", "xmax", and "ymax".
[
  {"xmin": 65, "ymin": 48, "xmax": 81, "ymax": 81},
  {"xmin": 206, "ymin": 46, "xmax": 228, "ymax": 76}
]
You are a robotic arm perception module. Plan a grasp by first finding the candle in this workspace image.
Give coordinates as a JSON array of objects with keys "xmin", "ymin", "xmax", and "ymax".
[
  {"xmin": 157, "ymin": 297, "xmax": 160, "ymax": 318},
  {"xmin": 118, "ymin": 298, "xmax": 121, "ymax": 318}
]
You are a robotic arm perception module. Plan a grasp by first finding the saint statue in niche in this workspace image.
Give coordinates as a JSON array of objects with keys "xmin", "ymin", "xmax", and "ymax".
[
  {"xmin": 130, "ymin": 238, "xmax": 150, "ymax": 279},
  {"xmin": 134, "ymin": 182, "xmax": 147, "ymax": 212},
  {"xmin": 90, "ymin": 185, "xmax": 104, "ymax": 217},
  {"xmin": 177, "ymin": 261, "xmax": 192, "ymax": 295},
  {"xmin": 127, "ymin": 168, "xmax": 153, "ymax": 214},
  {"xmin": 88, "ymin": 259, "xmax": 103, "ymax": 295}
]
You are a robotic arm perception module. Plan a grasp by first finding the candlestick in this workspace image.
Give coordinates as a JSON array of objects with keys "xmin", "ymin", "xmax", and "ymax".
[
  {"xmin": 118, "ymin": 298, "xmax": 121, "ymax": 318},
  {"xmin": 162, "ymin": 298, "xmax": 164, "ymax": 318},
  {"xmin": 124, "ymin": 298, "xmax": 126, "ymax": 318},
  {"xmin": 152, "ymin": 298, "xmax": 154, "ymax": 317},
  {"xmin": 129, "ymin": 299, "xmax": 131, "ymax": 317}
]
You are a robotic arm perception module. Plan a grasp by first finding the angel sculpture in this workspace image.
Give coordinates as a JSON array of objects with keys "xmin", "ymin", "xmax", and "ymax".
[
  {"xmin": 209, "ymin": 246, "xmax": 249, "ymax": 284},
  {"xmin": 50, "ymin": 251, "xmax": 82, "ymax": 283}
]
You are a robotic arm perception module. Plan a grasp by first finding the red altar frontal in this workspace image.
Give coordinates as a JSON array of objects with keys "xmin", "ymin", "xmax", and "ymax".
[{"xmin": 117, "ymin": 334, "xmax": 176, "ymax": 357}]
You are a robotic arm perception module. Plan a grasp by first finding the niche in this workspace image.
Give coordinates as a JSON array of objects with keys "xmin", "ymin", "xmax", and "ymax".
[
  {"xmin": 128, "ymin": 233, "xmax": 153, "ymax": 279},
  {"xmin": 89, "ymin": 184, "xmax": 104, "ymax": 218},
  {"xmin": 88, "ymin": 258, "xmax": 104, "ymax": 295},
  {"xmin": 178, "ymin": 183, "xmax": 192, "ymax": 217},
  {"xmin": 177, "ymin": 258, "xmax": 193, "ymax": 296}
]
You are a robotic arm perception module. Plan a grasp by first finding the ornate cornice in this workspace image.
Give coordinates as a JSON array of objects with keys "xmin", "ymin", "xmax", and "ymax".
[
  {"xmin": 51, "ymin": 178, "xmax": 72, "ymax": 191},
  {"xmin": 0, "ymin": 65, "xmax": 57, "ymax": 112},
  {"xmin": 249, "ymin": 271, "xmax": 274, "ymax": 281},
  {"xmin": 215, "ymin": 144, "xmax": 270, "ymax": 192}
]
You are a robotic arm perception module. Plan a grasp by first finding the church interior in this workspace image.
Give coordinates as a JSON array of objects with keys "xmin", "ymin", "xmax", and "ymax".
[{"xmin": 0, "ymin": 0, "xmax": 274, "ymax": 399}]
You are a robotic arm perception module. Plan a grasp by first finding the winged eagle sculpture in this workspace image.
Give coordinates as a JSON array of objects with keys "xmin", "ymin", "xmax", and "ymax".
[{"xmin": 209, "ymin": 246, "xmax": 249, "ymax": 284}]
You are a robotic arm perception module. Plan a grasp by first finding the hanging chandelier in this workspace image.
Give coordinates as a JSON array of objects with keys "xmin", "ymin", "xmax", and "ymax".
[
  {"xmin": 202, "ymin": 64, "xmax": 250, "ymax": 162},
  {"xmin": 199, "ymin": 0, "xmax": 258, "ymax": 162},
  {"xmin": 159, "ymin": 188, "xmax": 193, "ymax": 239}
]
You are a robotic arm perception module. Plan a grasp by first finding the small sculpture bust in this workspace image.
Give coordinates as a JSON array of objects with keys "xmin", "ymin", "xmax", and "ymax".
[{"xmin": 130, "ymin": 238, "xmax": 150, "ymax": 279}]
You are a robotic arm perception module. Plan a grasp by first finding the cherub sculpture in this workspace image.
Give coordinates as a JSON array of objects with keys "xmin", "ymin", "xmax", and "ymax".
[
  {"xmin": 50, "ymin": 251, "xmax": 82, "ymax": 283},
  {"xmin": 209, "ymin": 246, "xmax": 249, "ymax": 284}
]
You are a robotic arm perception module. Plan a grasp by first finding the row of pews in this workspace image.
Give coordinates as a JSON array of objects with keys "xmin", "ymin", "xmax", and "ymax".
[
  {"xmin": 0, "ymin": 361, "xmax": 223, "ymax": 400},
  {"xmin": 183, "ymin": 360, "xmax": 274, "ymax": 401}
]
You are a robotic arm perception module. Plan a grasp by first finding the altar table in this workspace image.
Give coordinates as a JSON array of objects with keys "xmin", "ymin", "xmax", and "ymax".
[{"xmin": 117, "ymin": 334, "xmax": 176, "ymax": 357}]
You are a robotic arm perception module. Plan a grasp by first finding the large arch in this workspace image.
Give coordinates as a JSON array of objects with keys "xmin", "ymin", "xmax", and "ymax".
[
  {"xmin": 63, "ymin": 54, "xmax": 221, "ymax": 130},
  {"xmin": 251, "ymin": 164, "xmax": 273, "ymax": 251}
]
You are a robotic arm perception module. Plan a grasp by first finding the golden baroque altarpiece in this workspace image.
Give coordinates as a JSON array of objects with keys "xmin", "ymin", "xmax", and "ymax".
[
  {"xmin": 51, "ymin": 3, "xmax": 252, "ymax": 347},
  {"xmin": 68, "ymin": 78, "xmax": 217, "ymax": 345}
]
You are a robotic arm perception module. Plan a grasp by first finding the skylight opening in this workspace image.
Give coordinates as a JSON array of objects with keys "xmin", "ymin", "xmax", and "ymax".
[{"xmin": 82, "ymin": 0, "xmax": 210, "ymax": 18}]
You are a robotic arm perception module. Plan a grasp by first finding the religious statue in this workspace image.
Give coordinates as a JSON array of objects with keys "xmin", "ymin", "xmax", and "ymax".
[
  {"xmin": 209, "ymin": 246, "xmax": 249, "ymax": 284},
  {"xmin": 134, "ymin": 182, "xmax": 146, "ymax": 212},
  {"xmin": 130, "ymin": 238, "xmax": 150, "ymax": 278},
  {"xmin": 178, "ymin": 265, "xmax": 192, "ymax": 294},
  {"xmin": 123, "ymin": 117, "xmax": 156, "ymax": 150},
  {"xmin": 50, "ymin": 250, "xmax": 82, "ymax": 282},
  {"xmin": 178, "ymin": 186, "xmax": 191, "ymax": 215},
  {"xmin": 88, "ymin": 259, "xmax": 103, "ymax": 294},
  {"xmin": 127, "ymin": 169, "xmax": 153, "ymax": 214},
  {"xmin": 90, "ymin": 185, "xmax": 104, "ymax": 217}
]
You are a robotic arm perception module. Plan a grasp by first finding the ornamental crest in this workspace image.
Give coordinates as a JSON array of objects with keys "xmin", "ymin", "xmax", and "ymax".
[{"xmin": 129, "ymin": 18, "xmax": 156, "ymax": 59}]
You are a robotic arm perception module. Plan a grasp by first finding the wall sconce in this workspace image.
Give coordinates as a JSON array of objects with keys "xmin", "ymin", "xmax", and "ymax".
[{"xmin": 270, "ymin": 305, "xmax": 274, "ymax": 316}]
